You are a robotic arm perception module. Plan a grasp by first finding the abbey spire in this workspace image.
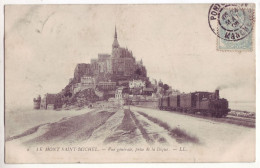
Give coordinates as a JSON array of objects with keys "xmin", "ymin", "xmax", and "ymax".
[
  {"xmin": 114, "ymin": 26, "xmax": 117, "ymax": 38},
  {"xmin": 112, "ymin": 26, "xmax": 120, "ymax": 49}
]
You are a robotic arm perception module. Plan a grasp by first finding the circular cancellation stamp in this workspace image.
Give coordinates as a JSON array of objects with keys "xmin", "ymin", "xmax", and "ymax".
[{"xmin": 208, "ymin": 4, "xmax": 254, "ymax": 42}]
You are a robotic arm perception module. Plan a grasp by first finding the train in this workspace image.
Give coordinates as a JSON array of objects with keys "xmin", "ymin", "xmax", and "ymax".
[{"xmin": 158, "ymin": 90, "xmax": 230, "ymax": 117}]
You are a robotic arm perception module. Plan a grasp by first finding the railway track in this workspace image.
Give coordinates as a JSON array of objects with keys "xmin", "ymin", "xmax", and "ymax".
[
  {"xmin": 168, "ymin": 110, "xmax": 255, "ymax": 128},
  {"xmin": 132, "ymin": 106, "xmax": 255, "ymax": 128}
]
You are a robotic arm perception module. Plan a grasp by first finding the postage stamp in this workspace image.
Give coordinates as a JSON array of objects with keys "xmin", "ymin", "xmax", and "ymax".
[{"xmin": 208, "ymin": 4, "xmax": 255, "ymax": 51}]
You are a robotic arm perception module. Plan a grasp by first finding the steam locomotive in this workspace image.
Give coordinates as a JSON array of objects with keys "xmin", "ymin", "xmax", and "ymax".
[{"xmin": 158, "ymin": 90, "xmax": 230, "ymax": 118}]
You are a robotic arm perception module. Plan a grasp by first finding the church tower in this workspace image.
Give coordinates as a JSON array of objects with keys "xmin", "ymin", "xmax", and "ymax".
[{"xmin": 112, "ymin": 26, "xmax": 120, "ymax": 49}]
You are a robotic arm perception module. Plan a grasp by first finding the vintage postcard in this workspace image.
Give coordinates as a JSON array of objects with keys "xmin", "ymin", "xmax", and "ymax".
[{"xmin": 4, "ymin": 4, "xmax": 256, "ymax": 163}]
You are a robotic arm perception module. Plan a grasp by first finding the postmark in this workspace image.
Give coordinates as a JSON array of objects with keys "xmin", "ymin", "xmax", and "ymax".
[{"xmin": 208, "ymin": 4, "xmax": 255, "ymax": 51}]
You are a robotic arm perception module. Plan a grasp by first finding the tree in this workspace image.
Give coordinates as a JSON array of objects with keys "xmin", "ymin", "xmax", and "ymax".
[
  {"xmin": 64, "ymin": 90, "xmax": 72, "ymax": 98},
  {"xmin": 135, "ymin": 68, "xmax": 142, "ymax": 76},
  {"xmin": 163, "ymin": 84, "xmax": 169, "ymax": 91},
  {"xmin": 154, "ymin": 87, "xmax": 158, "ymax": 93},
  {"xmin": 158, "ymin": 81, "xmax": 164, "ymax": 87},
  {"xmin": 145, "ymin": 80, "xmax": 151, "ymax": 88},
  {"xmin": 163, "ymin": 84, "xmax": 169, "ymax": 95}
]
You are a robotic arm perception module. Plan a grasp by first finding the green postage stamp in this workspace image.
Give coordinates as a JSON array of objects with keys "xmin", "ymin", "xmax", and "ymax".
[{"xmin": 208, "ymin": 4, "xmax": 255, "ymax": 51}]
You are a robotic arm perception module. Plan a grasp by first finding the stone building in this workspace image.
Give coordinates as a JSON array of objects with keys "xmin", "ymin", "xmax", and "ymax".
[
  {"xmin": 129, "ymin": 79, "xmax": 146, "ymax": 95},
  {"xmin": 98, "ymin": 54, "xmax": 112, "ymax": 73},
  {"xmin": 72, "ymin": 75, "xmax": 95, "ymax": 94},
  {"xmin": 90, "ymin": 54, "xmax": 112, "ymax": 75},
  {"xmin": 129, "ymin": 79, "xmax": 146, "ymax": 89},
  {"xmin": 40, "ymin": 93, "xmax": 62, "ymax": 110},
  {"xmin": 143, "ymin": 88, "xmax": 154, "ymax": 96},
  {"xmin": 115, "ymin": 88, "xmax": 123, "ymax": 100},
  {"xmin": 45, "ymin": 94, "xmax": 56, "ymax": 109},
  {"xmin": 97, "ymin": 81, "xmax": 116, "ymax": 91},
  {"xmin": 90, "ymin": 59, "xmax": 99, "ymax": 75},
  {"xmin": 111, "ymin": 27, "xmax": 136, "ymax": 78},
  {"xmin": 115, "ymin": 87, "xmax": 124, "ymax": 105},
  {"xmin": 75, "ymin": 27, "xmax": 147, "ymax": 84},
  {"xmin": 81, "ymin": 75, "xmax": 95, "ymax": 88},
  {"xmin": 40, "ymin": 96, "xmax": 46, "ymax": 109},
  {"xmin": 115, "ymin": 87, "xmax": 129, "ymax": 105},
  {"xmin": 33, "ymin": 95, "xmax": 41, "ymax": 109},
  {"xmin": 74, "ymin": 63, "xmax": 92, "ymax": 83}
]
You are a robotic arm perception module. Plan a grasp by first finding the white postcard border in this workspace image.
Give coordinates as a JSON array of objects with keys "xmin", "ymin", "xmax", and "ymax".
[{"xmin": 0, "ymin": 0, "xmax": 259, "ymax": 168}]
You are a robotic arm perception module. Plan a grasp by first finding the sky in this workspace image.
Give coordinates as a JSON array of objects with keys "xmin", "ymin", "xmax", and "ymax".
[{"xmin": 5, "ymin": 4, "xmax": 255, "ymax": 109}]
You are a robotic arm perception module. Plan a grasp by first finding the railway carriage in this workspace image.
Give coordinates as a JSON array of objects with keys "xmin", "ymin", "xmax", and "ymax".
[
  {"xmin": 159, "ymin": 96, "xmax": 169, "ymax": 110},
  {"xmin": 158, "ymin": 90, "xmax": 230, "ymax": 118},
  {"xmin": 179, "ymin": 93, "xmax": 196, "ymax": 113},
  {"xmin": 169, "ymin": 95, "xmax": 180, "ymax": 111}
]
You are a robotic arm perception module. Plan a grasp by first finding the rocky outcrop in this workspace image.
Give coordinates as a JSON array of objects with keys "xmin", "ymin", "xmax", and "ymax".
[
  {"xmin": 74, "ymin": 63, "xmax": 93, "ymax": 83},
  {"xmin": 68, "ymin": 88, "xmax": 99, "ymax": 107}
]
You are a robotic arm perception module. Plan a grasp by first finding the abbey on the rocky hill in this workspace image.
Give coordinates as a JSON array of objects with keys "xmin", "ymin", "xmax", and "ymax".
[
  {"xmin": 34, "ymin": 27, "xmax": 152, "ymax": 110},
  {"xmin": 73, "ymin": 27, "xmax": 147, "ymax": 83}
]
